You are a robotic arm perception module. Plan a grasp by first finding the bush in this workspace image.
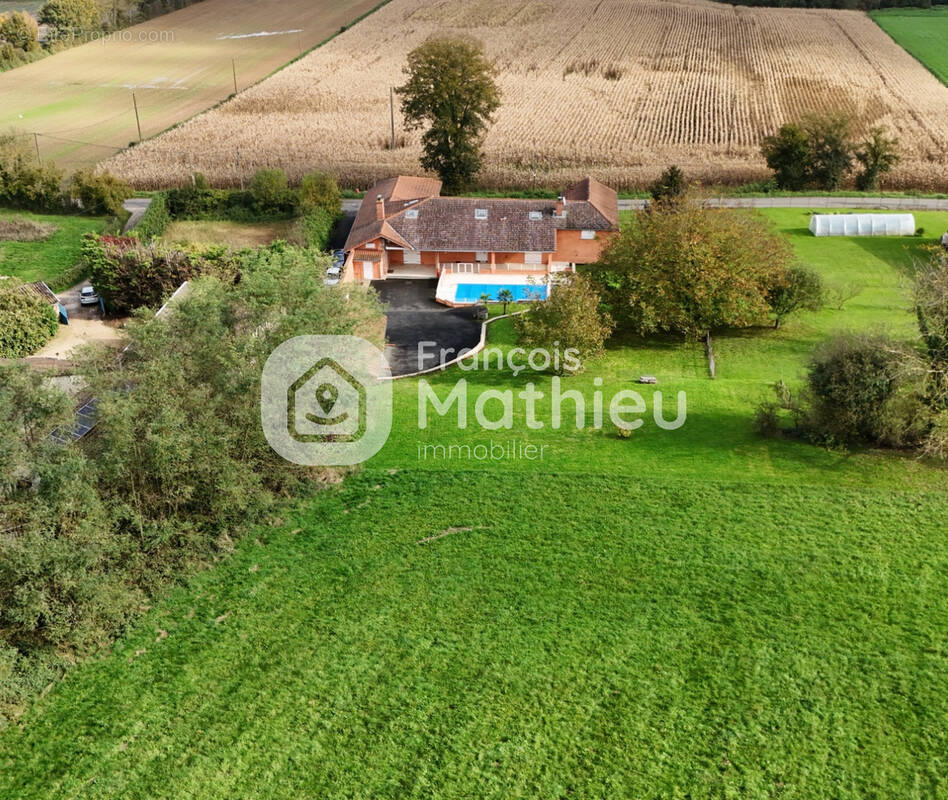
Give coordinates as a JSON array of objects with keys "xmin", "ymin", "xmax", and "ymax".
[
  {"xmin": 806, "ymin": 333, "xmax": 908, "ymax": 445},
  {"xmin": 0, "ymin": 283, "xmax": 59, "ymax": 357},
  {"xmin": 761, "ymin": 123, "xmax": 810, "ymax": 191},
  {"xmin": 131, "ymin": 192, "xmax": 171, "ymax": 241},
  {"xmin": 69, "ymin": 168, "xmax": 132, "ymax": 216},
  {"xmin": 250, "ymin": 168, "xmax": 293, "ymax": 213},
  {"xmin": 648, "ymin": 165, "xmax": 688, "ymax": 205},
  {"xmin": 0, "ymin": 135, "xmax": 64, "ymax": 212},
  {"xmin": 83, "ymin": 234, "xmax": 239, "ymax": 314},
  {"xmin": 298, "ymin": 171, "xmax": 342, "ymax": 217},
  {"xmin": 0, "ymin": 11, "xmax": 39, "ymax": 51},
  {"xmin": 513, "ymin": 273, "xmax": 614, "ymax": 373},
  {"xmin": 291, "ymin": 208, "xmax": 335, "ymax": 250},
  {"xmin": 38, "ymin": 0, "xmax": 99, "ymax": 37}
]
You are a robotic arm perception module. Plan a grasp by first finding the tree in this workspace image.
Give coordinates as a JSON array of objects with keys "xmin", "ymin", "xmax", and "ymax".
[
  {"xmin": 761, "ymin": 123, "xmax": 811, "ymax": 190},
  {"xmin": 497, "ymin": 288, "xmax": 514, "ymax": 315},
  {"xmin": 649, "ymin": 165, "xmax": 688, "ymax": 205},
  {"xmin": 69, "ymin": 168, "xmax": 132, "ymax": 216},
  {"xmin": 802, "ymin": 113, "xmax": 854, "ymax": 191},
  {"xmin": 249, "ymin": 168, "xmax": 290, "ymax": 212},
  {"xmin": 0, "ymin": 135, "xmax": 64, "ymax": 212},
  {"xmin": 591, "ymin": 202, "xmax": 793, "ymax": 377},
  {"xmin": 396, "ymin": 37, "xmax": 501, "ymax": 193},
  {"xmin": 914, "ymin": 249, "xmax": 948, "ymax": 411},
  {"xmin": 767, "ymin": 265, "xmax": 823, "ymax": 328},
  {"xmin": 805, "ymin": 333, "xmax": 909, "ymax": 445},
  {"xmin": 0, "ymin": 283, "xmax": 59, "ymax": 358},
  {"xmin": 855, "ymin": 127, "xmax": 900, "ymax": 191},
  {"xmin": 514, "ymin": 274, "xmax": 613, "ymax": 374},
  {"xmin": 38, "ymin": 0, "xmax": 99, "ymax": 36},
  {"xmin": 298, "ymin": 171, "xmax": 342, "ymax": 217},
  {"xmin": 0, "ymin": 11, "xmax": 39, "ymax": 51}
]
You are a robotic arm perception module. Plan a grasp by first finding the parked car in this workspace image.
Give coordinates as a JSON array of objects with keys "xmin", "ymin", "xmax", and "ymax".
[
  {"xmin": 324, "ymin": 265, "xmax": 342, "ymax": 286},
  {"xmin": 332, "ymin": 250, "xmax": 345, "ymax": 269},
  {"xmin": 79, "ymin": 286, "xmax": 100, "ymax": 306}
]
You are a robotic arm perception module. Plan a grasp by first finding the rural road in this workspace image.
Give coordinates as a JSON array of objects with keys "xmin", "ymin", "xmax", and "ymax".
[
  {"xmin": 342, "ymin": 196, "xmax": 948, "ymax": 213},
  {"xmin": 122, "ymin": 198, "xmax": 152, "ymax": 232}
]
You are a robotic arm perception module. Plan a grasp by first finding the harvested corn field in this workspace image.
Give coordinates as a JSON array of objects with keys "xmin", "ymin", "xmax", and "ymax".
[{"xmin": 104, "ymin": 0, "xmax": 948, "ymax": 191}]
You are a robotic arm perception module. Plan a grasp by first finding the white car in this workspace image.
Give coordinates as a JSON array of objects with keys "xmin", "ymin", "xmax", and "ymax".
[
  {"xmin": 324, "ymin": 265, "xmax": 342, "ymax": 287},
  {"xmin": 79, "ymin": 286, "xmax": 100, "ymax": 306}
]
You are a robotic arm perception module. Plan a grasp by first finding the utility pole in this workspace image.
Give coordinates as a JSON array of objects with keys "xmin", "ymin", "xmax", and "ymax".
[
  {"xmin": 132, "ymin": 92, "xmax": 142, "ymax": 143},
  {"xmin": 390, "ymin": 87, "xmax": 396, "ymax": 150},
  {"xmin": 232, "ymin": 59, "xmax": 238, "ymax": 95},
  {"xmin": 33, "ymin": 132, "xmax": 41, "ymax": 163}
]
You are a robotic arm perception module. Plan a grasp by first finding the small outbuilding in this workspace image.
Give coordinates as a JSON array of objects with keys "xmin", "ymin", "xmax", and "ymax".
[{"xmin": 809, "ymin": 213, "xmax": 915, "ymax": 237}]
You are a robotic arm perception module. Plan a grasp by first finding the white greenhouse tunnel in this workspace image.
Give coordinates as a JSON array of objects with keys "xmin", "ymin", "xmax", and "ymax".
[{"xmin": 809, "ymin": 213, "xmax": 916, "ymax": 237}]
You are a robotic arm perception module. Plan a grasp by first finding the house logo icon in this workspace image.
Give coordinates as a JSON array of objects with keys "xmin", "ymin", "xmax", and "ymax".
[
  {"xmin": 262, "ymin": 336, "xmax": 392, "ymax": 466},
  {"xmin": 288, "ymin": 358, "xmax": 367, "ymax": 443}
]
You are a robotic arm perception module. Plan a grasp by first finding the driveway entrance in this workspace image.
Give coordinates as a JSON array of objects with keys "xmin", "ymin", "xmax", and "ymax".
[{"xmin": 372, "ymin": 279, "xmax": 481, "ymax": 376}]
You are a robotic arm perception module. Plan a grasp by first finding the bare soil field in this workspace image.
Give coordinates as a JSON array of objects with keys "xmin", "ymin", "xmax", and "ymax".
[
  {"xmin": 0, "ymin": 0, "xmax": 382, "ymax": 170},
  {"xmin": 103, "ymin": 0, "xmax": 948, "ymax": 192}
]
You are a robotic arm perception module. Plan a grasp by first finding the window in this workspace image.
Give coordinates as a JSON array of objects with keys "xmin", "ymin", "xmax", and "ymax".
[
  {"xmin": 524, "ymin": 252, "xmax": 543, "ymax": 265},
  {"xmin": 528, "ymin": 211, "xmax": 543, "ymax": 221},
  {"xmin": 403, "ymin": 250, "xmax": 421, "ymax": 265},
  {"xmin": 405, "ymin": 209, "xmax": 419, "ymax": 219},
  {"xmin": 475, "ymin": 251, "xmax": 489, "ymax": 262},
  {"xmin": 474, "ymin": 208, "xmax": 488, "ymax": 220},
  {"xmin": 581, "ymin": 230, "xmax": 596, "ymax": 240},
  {"xmin": 364, "ymin": 242, "xmax": 376, "ymax": 249}
]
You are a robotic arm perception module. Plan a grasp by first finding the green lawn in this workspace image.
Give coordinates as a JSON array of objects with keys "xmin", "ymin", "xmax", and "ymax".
[
  {"xmin": 871, "ymin": 7, "xmax": 948, "ymax": 85},
  {"xmin": 0, "ymin": 210, "xmax": 106, "ymax": 289},
  {"xmin": 1, "ymin": 209, "xmax": 946, "ymax": 798}
]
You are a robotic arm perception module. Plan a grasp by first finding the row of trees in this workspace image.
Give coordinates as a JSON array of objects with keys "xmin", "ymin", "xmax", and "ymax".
[
  {"xmin": 0, "ymin": 244, "xmax": 384, "ymax": 725},
  {"xmin": 762, "ymin": 114, "xmax": 900, "ymax": 191},
  {"xmin": 0, "ymin": 134, "xmax": 132, "ymax": 216}
]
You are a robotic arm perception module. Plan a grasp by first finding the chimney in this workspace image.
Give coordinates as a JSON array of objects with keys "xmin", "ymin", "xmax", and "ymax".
[
  {"xmin": 376, "ymin": 194, "xmax": 385, "ymax": 220},
  {"xmin": 555, "ymin": 196, "xmax": 566, "ymax": 217}
]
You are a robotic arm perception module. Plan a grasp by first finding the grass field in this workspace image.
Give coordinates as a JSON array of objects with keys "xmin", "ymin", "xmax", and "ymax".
[
  {"xmin": 162, "ymin": 219, "xmax": 297, "ymax": 248},
  {"xmin": 1, "ymin": 210, "xmax": 946, "ymax": 797},
  {"xmin": 0, "ymin": 210, "xmax": 105, "ymax": 288},
  {"xmin": 0, "ymin": 0, "xmax": 384, "ymax": 171},
  {"xmin": 872, "ymin": 7, "xmax": 948, "ymax": 86},
  {"xmin": 104, "ymin": 0, "xmax": 948, "ymax": 191},
  {"xmin": 0, "ymin": 1, "xmax": 43, "ymax": 14}
]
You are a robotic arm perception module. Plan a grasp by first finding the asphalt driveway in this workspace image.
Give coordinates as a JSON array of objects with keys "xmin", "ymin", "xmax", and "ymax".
[{"xmin": 372, "ymin": 279, "xmax": 481, "ymax": 376}]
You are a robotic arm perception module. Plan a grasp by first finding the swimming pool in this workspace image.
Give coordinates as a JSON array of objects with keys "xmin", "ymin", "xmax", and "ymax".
[{"xmin": 453, "ymin": 283, "xmax": 548, "ymax": 303}]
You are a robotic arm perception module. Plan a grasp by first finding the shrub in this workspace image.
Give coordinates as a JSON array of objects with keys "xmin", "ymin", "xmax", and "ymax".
[
  {"xmin": 648, "ymin": 165, "xmax": 688, "ymax": 205},
  {"xmin": 291, "ymin": 208, "xmax": 335, "ymax": 250},
  {"xmin": 83, "ymin": 235, "xmax": 239, "ymax": 314},
  {"xmin": 761, "ymin": 123, "xmax": 811, "ymax": 190},
  {"xmin": 514, "ymin": 273, "xmax": 614, "ymax": 373},
  {"xmin": 855, "ymin": 127, "xmax": 900, "ymax": 191},
  {"xmin": 0, "ymin": 283, "xmax": 59, "ymax": 358},
  {"xmin": 0, "ymin": 135, "xmax": 64, "ymax": 212},
  {"xmin": 298, "ymin": 171, "xmax": 342, "ymax": 217},
  {"xmin": 806, "ymin": 333, "xmax": 907, "ymax": 445},
  {"xmin": 250, "ymin": 168, "xmax": 292, "ymax": 212},
  {"xmin": 131, "ymin": 192, "xmax": 171, "ymax": 241},
  {"xmin": 69, "ymin": 169, "xmax": 132, "ymax": 216},
  {"xmin": 0, "ymin": 11, "xmax": 39, "ymax": 51}
]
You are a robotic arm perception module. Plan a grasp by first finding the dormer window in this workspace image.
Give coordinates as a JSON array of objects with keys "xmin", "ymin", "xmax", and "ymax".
[
  {"xmin": 474, "ymin": 208, "xmax": 488, "ymax": 220},
  {"xmin": 528, "ymin": 211, "xmax": 542, "ymax": 221},
  {"xmin": 405, "ymin": 209, "xmax": 419, "ymax": 219}
]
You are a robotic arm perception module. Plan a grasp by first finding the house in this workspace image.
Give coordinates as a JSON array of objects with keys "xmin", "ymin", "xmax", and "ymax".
[{"xmin": 343, "ymin": 176, "xmax": 619, "ymax": 306}]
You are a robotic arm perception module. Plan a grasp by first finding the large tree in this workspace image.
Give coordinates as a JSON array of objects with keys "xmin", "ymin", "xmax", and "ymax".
[
  {"xmin": 38, "ymin": 0, "xmax": 99, "ymax": 37},
  {"xmin": 802, "ymin": 113, "xmax": 854, "ymax": 191},
  {"xmin": 0, "ymin": 11, "xmax": 39, "ymax": 51},
  {"xmin": 761, "ymin": 123, "xmax": 811, "ymax": 190},
  {"xmin": 855, "ymin": 127, "xmax": 900, "ymax": 191},
  {"xmin": 590, "ymin": 202, "xmax": 793, "ymax": 377},
  {"xmin": 396, "ymin": 37, "xmax": 501, "ymax": 193}
]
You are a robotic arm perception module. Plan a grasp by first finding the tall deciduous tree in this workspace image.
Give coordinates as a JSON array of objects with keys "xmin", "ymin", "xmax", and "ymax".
[
  {"xmin": 767, "ymin": 265, "xmax": 824, "ymax": 328},
  {"xmin": 38, "ymin": 0, "xmax": 99, "ymax": 37},
  {"xmin": 591, "ymin": 203, "xmax": 793, "ymax": 377},
  {"xmin": 915, "ymin": 249, "xmax": 948, "ymax": 411},
  {"xmin": 855, "ymin": 127, "xmax": 900, "ymax": 191},
  {"xmin": 0, "ymin": 11, "xmax": 39, "ymax": 51},
  {"xmin": 396, "ymin": 37, "xmax": 501, "ymax": 193},
  {"xmin": 761, "ymin": 124, "xmax": 811, "ymax": 190},
  {"xmin": 802, "ymin": 113, "xmax": 854, "ymax": 191}
]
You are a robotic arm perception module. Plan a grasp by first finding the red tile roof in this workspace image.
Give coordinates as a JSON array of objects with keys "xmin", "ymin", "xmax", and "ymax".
[{"xmin": 345, "ymin": 176, "xmax": 618, "ymax": 254}]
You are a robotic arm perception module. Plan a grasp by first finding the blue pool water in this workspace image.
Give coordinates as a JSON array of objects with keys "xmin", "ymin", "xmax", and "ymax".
[{"xmin": 454, "ymin": 283, "xmax": 548, "ymax": 303}]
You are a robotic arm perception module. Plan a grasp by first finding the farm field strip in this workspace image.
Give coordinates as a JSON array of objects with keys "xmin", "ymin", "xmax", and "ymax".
[
  {"xmin": 103, "ymin": 0, "xmax": 948, "ymax": 191},
  {"xmin": 870, "ymin": 7, "xmax": 948, "ymax": 87},
  {"xmin": 0, "ymin": 0, "xmax": 384, "ymax": 170}
]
